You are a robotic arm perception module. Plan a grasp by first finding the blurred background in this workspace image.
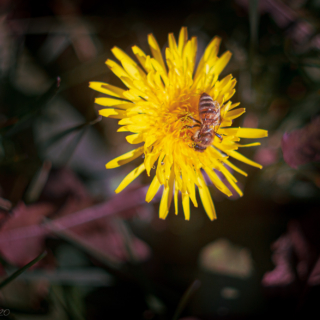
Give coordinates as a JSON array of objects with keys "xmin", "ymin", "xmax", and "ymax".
[{"xmin": 0, "ymin": 0, "xmax": 320, "ymax": 319}]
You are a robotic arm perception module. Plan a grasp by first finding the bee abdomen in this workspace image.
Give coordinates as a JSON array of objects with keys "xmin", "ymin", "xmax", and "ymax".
[
  {"xmin": 199, "ymin": 93, "xmax": 220, "ymax": 125},
  {"xmin": 199, "ymin": 93, "xmax": 213, "ymax": 107}
]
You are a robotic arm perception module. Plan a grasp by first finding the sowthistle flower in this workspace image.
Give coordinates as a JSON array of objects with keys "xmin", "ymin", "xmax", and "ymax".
[{"xmin": 90, "ymin": 27, "xmax": 267, "ymax": 220}]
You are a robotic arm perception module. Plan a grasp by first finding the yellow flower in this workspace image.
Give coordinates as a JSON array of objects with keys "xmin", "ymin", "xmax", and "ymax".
[{"xmin": 89, "ymin": 27, "xmax": 268, "ymax": 221}]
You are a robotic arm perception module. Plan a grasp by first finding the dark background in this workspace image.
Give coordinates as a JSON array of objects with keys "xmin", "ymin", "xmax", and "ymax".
[{"xmin": 0, "ymin": 0, "xmax": 320, "ymax": 319}]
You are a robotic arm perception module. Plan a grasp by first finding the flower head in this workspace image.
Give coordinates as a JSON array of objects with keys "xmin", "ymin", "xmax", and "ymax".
[{"xmin": 90, "ymin": 27, "xmax": 267, "ymax": 220}]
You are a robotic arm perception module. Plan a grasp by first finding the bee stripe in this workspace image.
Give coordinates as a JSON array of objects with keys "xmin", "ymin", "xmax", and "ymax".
[
  {"xmin": 200, "ymin": 110, "xmax": 218, "ymax": 116},
  {"xmin": 199, "ymin": 98, "xmax": 213, "ymax": 104},
  {"xmin": 199, "ymin": 102, "xmax": 213, "ymax": 107},
  {"xmin": 193, "ymin": 93, "xmax": 222, "ymax": 152}
]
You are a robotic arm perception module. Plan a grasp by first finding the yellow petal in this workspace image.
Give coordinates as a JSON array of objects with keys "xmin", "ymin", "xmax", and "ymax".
[
  {"xmin": 123, "ymin": 80, "xmax": 149, "ymax": 100},
  {"xmin": 105, "ymin": 59, "xmax": 132, "ymax": 88},
  {"xmin": 194, "ymin": 36, "xmax": 221, "ymax": 79},
  {"xmin": 204, "ymin": 168, "xmax": 232, "ymax": 197},
  {"xmin": 119, "ymin": 114, "xmax": 149, "ymax": 126},
  {"xmin": 115, "ymin": 163, "xmax": 146, "ymax": 193},
  {"xmin": 145, "ymin": 135, "xmax": 157, "ymax": 148},
  {"xmin": 126, "ymin": 124, "xmax": 149, "ymax": 133},
  {"xmin": 168, "ymin": 33, "xmax": 178, "ymax": 52},
  {"xmin": 159, "ymin": 166, "xmax": 174, "ymax": 219},
  {"xmin": 145, "ymin": 150, "xmax": 161, "ymax": 176},
  {"xmin": 112, "ymin": 46, "xmax": 138, "ymax": 67},
  {"xmin": 218, "ymin": 164, "xmax": 243, "ymax": 197},
  {"xmin": 220, "ymin": 118, "xmax": 233, "ymax": 127},
  {"xmin": 122, "ymin": 60, "xmax": 144, "ymax": 81},
  {"xmin": 126, "ymin": 133, "xmax": 144, "ymax": 144},
  {"xmin": 117, "ymin": 126, "xmax": 130, "ymax": 132},
  {"xmin": 197, "ymin": 172, "xmax": 217, "ymax": 221},
  {"xmin": 204, "ymin": 36, "xmax": 221, "ymax": 61},
  {"xmin": 225, "ymin": 108, "xmax": 246, "ymax": 120},
  {"xmin": 227, "ymin": 102, "xmax": 241, "ymax": 112},
  {"xmin": 94, "ymin": 97, "xmax": 130, "ymax": 107},
  {"xmin": 153, "ymin": 71, "xmax": 165, "ymax": 91},
  {"xmin": 178, "ymin": 27, "xmax": 188, "ymax": 55},
  {"xmin": 222, "ymin": 159, "xmax": 248, "ymax": 177},
  {"xmin": 218, "ymin": 128, "xmax": 238, "ymax": 136},
  {"xmin": 174, "ymin": 184, "xmax": 179, "ymax": 215},
  {"xmin": 118, "ymin": 117, "xmax": 133, "ymax": 125},
  {"xmin": 182, "ymin": 193, "xmax": 190, "ymax": 220},
  {"xmin": 150, "ymin": 58, "xmax": 169, "ymax": 86},
  {"xmin": 182, "ymin": 39, "xmax": 197, "ymax": 74},
  {"xmin": 99, "ymin": 108, "xmax": 127, "ymax": 119},
  {"xmin": 132, "ymin": 46, "xmax": 153, "ymax": 72},
  {"xmin": 148, "ymin": 33, "xmax": 167, "ymax": 75},
  {"xmin": 145, "ymin": 175, "xmax": 161, "ymax": 202},
  {"xmin": 106, "ymin": 147, "xmax": 144, "ymax": 169},
  {"xmin": 236, "ymin": 128, "xmax": 268, "ymax": 138},
  {"xmin": 213, "ymin": 141, "xmax": 238, "ymax": 151},
  {"xmin": 235, "ymin": 142, "xmax": 261, "ymax": 148},
  {"xmin": 89, "ymin": 82, "xmax": 127, "ymax": 99},
  {"xmin": 156, "ymin": 152, "xmax": 166, "ymax": 184},
  {"xmin": 181, "ymin": 163, "xmax": 200, "ymax": 188},
  {"xmin": 213, "ymin": 51, "xmax": 232, "ymax": 76},
  {"xmin": 227, "ymin": 150, "xmax": 263, "ymax": 169},
  {"xmin": 186, "ymin": 179, "xmax": 198, "ymax": 207},
  {"xmin": 218, "ymin": 164, "xmax": 237, "ymax": 182}
]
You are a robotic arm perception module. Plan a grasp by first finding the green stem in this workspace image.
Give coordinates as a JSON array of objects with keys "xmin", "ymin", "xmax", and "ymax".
[
  {"xmin": 172, "ymin": 279, "xmax": 201, "ymax": 320},
  {"xmin": 0, "ymin": 251, "xmax": 47, "ymax": 289}
]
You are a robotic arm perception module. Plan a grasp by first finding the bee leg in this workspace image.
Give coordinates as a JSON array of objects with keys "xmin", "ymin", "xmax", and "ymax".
[
  {"xmin": 187, "ymin": 116, "xmax": 201, "ymax": 124},
  {"xmin": 186, "ymin": 124, "xmax": 200, "ymax": 129},
  {"xmin": 215, "ymin": 133, "xmax": 223, "ymax": 142}
]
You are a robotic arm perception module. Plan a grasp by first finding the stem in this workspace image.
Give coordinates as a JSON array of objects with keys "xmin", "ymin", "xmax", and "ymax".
[
  {"xmin": 172, "ymin": 279, "xmax": 201, "ymax": 320},
  {"xmin": 0, "ymin": 251, "xmax": 47, "ymax": 289}
]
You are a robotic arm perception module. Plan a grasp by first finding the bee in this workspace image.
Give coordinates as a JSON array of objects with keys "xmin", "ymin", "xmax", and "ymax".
[{"xmin": 187, "ymin": 93, "xmax": 223, "ymax": 152}]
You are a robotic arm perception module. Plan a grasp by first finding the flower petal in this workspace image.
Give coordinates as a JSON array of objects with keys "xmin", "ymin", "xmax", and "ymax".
[
  {"xmin": 236, "ymin": 128, "xmax": 268, "ymax": 138},
  {"xmin": 89, "ymin": 82, "xmax": 127, "ymax": 99},
  {"xmin": 146, "ymin": 175, "xmax": 161, "ymax": 202},
  {"xmin": 225, "ymin": 108, "xmax": 246, "ymax": 120},
  {"xmin": 90, "ymin": 27, "xmax": 269, "ymax": 221},
  {"xmin": 213, "ymin": 51, "xmax": 232, "ymax": 76},
  {"xmin": 197, "ymin": 172, "xmax": 217, "ymax": 221},
  {"xmin": 218, "ymin": 164, "xmax": 243, "ymax": 197},
  {"xmin": 126, "ymin": 133, "xmax": 144, "ymax": 144},
  {"xmin": 235, "ymin": 142, "xmax": 261, "ymax": 148},
  {"xmin": 145, "ymin": 150, "xmax": 161, "ymax": 176},
  {"xmin": 106, "ymin": 147, "xmax": 144, "ymax": 169},
  {"xmin": 148, "ymin": 33, "xmax": 167, "ymax": 75},
  {"xmin": 222, "ymin": 159, "xmax": 248, "ymax": 177},
  {"xmin": 226, "ymin": 150, "xmax": 263, "ymax": 169},
  {"xmin": 115, "ymin": 163, "xmax": 146, "ymax": 193},
  {"xmin": 95, "ymin": 97, "xmax": 131, "ymax": 107},
  {"xmin": 178, "ymin": 27, "xmax": 188, "ymax": 55},
  {"xmin": 168, "ymin": 33, "xmax": 178, "ymax": 53},
  {"xmin": 99, "ymin": 108, "xmax": 127, "ymax": 119},
  {"xmin": 182, "ymin": 193, "xmax": 190, "ymax": 220},
  {"xmin": 174, "ymin": 184, "xmax": 179, "ymax": 215},
  {"xmin": 194, "ymin": 36, "xmax": 221, "ymax": 80},
  {"xmin": 105, "ymin": 59, "xmax": 133, "ymax": 88},
  {"xmin": 159, "ymin": 166, "xmax": 174, "ymax": 219},
  {"xmin": 132, "ymin": 46, "xmax": 153, "ymax": 72},
  {"xmin": 112, "ymin": 46, "xmax": 139, "ymax": 67},
  {"xmin": 204, "ymin": 167, "xmax": 232, "ymax": 197}
]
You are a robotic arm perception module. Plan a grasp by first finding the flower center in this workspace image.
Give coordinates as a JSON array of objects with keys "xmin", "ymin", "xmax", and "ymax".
[{"xmin": 157, "ymin": 91, "xmax": 200, "ymax": 146}]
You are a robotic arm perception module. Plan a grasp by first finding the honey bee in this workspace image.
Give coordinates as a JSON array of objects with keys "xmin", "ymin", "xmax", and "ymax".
[{"xmin": 187, "ymin": 93, "xmax": 223, "ymax": 152}]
